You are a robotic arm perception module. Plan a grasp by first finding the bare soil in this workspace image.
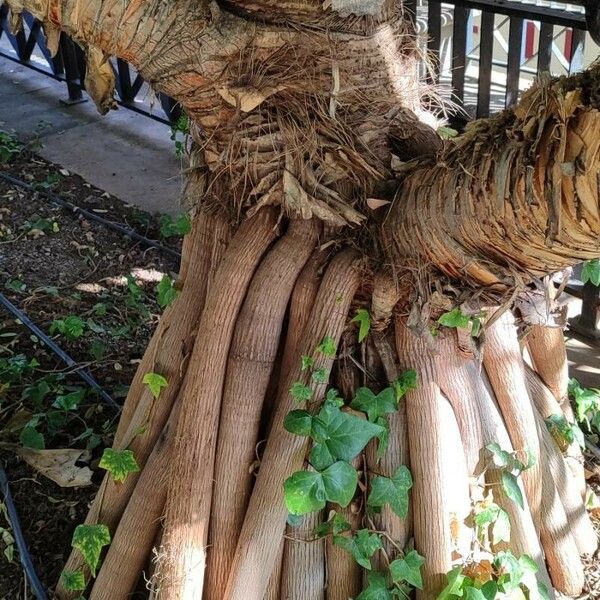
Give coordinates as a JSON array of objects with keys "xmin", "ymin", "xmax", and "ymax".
[{"xmin": 0, "ymin": 147, "xmax": 180, "ymax": 599}]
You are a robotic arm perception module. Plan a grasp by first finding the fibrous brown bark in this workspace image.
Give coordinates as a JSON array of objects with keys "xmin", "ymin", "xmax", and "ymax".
[
  {"xmin": 224, "ymin": 250, "xmax": 362, "ymax": 600},
  {"xmin": 206, "ymin": 218, "xmax": 319, "ymax": 599},
  {"xmin": 159, "ymin": 208, "xmax": 279, "ymax": 599}
]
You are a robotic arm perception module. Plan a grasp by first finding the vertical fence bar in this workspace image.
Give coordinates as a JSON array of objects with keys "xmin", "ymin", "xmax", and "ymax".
[
  {"xmin": 58, "ymin": 35, "xmax": 84, "ymax": 104},
  {"xmin": 427, "ymin": 0, "xmax": 442, "ymax": 83},
  {"xmin": 506, "ymin": 16, "xmax": 523, "ymax": 107},
  {"xmin": 476, "ymin": 11, "xmax": 495, "ymax": 118},
  {"xmin": 452, "ymin": 5, "xmax": 470, "ymax": 110},
  {"xmin": 537, "ymin": 21, "xmax": 553, "ymax": 75},
  {"xmin": 569, "ymin": 28, "xmax": 586, "ymax": 74}
]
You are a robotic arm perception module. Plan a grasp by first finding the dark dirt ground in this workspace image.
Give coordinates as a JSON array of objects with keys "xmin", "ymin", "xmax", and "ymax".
[{"xmin": 0, "ymin": 145, "xmax": 181, "ymax": 599}]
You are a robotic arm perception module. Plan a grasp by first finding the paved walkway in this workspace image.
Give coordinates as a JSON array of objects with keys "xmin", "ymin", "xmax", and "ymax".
[{"xmin": 0, "ymin": 55, "xmax": 182, "ymax": 215}]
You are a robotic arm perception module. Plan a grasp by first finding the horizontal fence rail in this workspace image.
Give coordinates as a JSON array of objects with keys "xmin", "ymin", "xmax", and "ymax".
[
  {"xmin": 417, "ymin": 0, "xmax": 598, "ymax": 119},
  {"xmin": 0, "ymin": 4, "xmax": 180, "ymax": 125}
]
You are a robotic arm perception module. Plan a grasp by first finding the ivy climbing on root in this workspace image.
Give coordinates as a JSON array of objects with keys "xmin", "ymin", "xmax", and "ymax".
[{"xmin": 283, "ymin": 338, "xmax": 421, "ymax": 598}]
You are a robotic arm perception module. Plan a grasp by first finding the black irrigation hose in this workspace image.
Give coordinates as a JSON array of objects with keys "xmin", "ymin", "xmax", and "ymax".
[
  {"xmin": 0, "ymin": 171, "xmax": 182, "ymax": 263},
  {"xmin": 0, "ymin": 292, "xmax": 119, "ymax": 410},
  {"xmin": 0, "ymin": 468, "xmax": 49, "ymax": 600}
]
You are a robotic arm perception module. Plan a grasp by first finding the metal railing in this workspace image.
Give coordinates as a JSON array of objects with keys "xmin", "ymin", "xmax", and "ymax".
[
  {"xmin": 0, "ymin": 5, "xmax": 180, "ymax": 124},
  {"xmin": 414, "ymin": 0, "xmax": 597, "ymax": 119}
]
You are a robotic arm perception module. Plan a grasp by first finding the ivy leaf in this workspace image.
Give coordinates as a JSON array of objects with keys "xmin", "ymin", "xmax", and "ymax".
[
  {"xmin": 351, "ymin": 309, "xmax": 371, "ymax": 343},
  {"xmin": 19, "ymin": 425, "xmax": 45, "ymax": 450},
  {"xmin": 325, "ymin": 388, "xmax": 344, "ymax": 407},
  {"xmin": 350, "ymin": 387, "xmax": 397, "ymax": 423},
  {"xmin": 486, "ymin": 442, "xmax": 513, "ymax": 468},
  {"xmin": 356, "ymin": 571, "xmax": 394, "ymax": 600},
  {"xmin": 501, "ymin": 471, "xmax": 524, "ymax": 509},
  {"xmin": 284, "ymin": 410, "xmax": 314, "ymax": 437},
  {"xmin": 301, "ymin": 355, "xmax": 314, "ymax": 370},
  {"xmin": 284, "ymin": 470, "xmax": 326, "ymax": 515},
  {"xmin": 71, "ymin": 524, "xmax": 111, "ymax": 576},
  {"xmin": 368, "ymin": 466, "xmax": 413, "ymax": 518},
  {"xmin": 312, "ymin": 368, "xmax": 330, "ymax": 384},
  {"xmin": 314, "ymin": 511, "xmax": 351, "ymax": 538},
  {"xmin": 286, "ymin": 513, "xmax": 304, "ymax": 528},
  {"xmin": 157, "ymin": 274, "xmax": 178, "ymax": 308},
  {"xmin": 494, "ymin": 551, "xmax": 522, "ymax": 592},
  {"xmin": 389, "ymin": 549, "xmax": 425, "ymax": 589},
  {"xmin": 438, "ymin": 307, "xmax": 470, "ymax": 329},
  {"xmin": 582, "ymin": 259, "xmax": 600, "ymax": 286},
  {"xmin": 315, "ymin": 402, "xmax": 384, "ymax": 461},
  {"xmin": 493, "ymin": 508, "xmax": 511, "ymax": 545},
  {"xmin": 53, "ymin": 389, "xmax": 86, "ymax": 411},
  {"xmin": 321, "ymin": 461, "xmax": 358, "ymax": 508},
  {"xmin": 317, "ymin": 336, "xmax": 337, "ymax": 357},
  {"xmin": 438, "ymin": 567, "xmax": 466, "ymax": 600},
  {"xmin": 142, "ymin": 372, "xmax": 168, "ymax": 399},
  {"xmin": 392, "ymin": 370, "xmax": 418, "ymax": 401},
  {"xmin": 465, "ymin": 588, "xmax": 487, "ymax": 600},
  {"xmin": 480, "ymin": 581, "xmax": 498, "ymax": 600},
  {"xmin": 545, "ymin": 414, "xmax": 574, "ymax": 451},
  {"xmin": 290, "ymin": 382, "xmax": 312, "ymax": 404},
  {"xmin": 99, "ymin": 448, "xmax": 140, "ymax": 483},
  {"xmin": 310, "ymin": 442, "xmax": 336, "ymax": 471},
  {"xmin": 61, "ymin": 570, "xmax": 86, "ymax": 591},
  {"xmin": 333, "ymin": 529, "xmax": 382, "ymax": 569},
  {"xmin": 375, "ymin": 417, "xmax": 389, "ymax": 461}
]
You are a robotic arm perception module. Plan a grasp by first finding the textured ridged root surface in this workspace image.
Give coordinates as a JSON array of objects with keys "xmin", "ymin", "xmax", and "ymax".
[
  {"xmin": 281, "ymin": 509, "xmax": 326, "ymax": 599},
  {"xmin": 325, "ymin": 501, "xmax": 363, "ymax": 600},
  {"xmin": 205, "ymin": 219, "xmax": 319, "ymax": 600},
  {"xmin": 526, "ymin": 329, "xmax": 587, "ymax": 497},
  {"xmin": 396, "ymin": 321, "xmax": 472, "ymax": 600},
  {"xmin": 368, "ymin": 333, "xmax": 412, "ymax": 559},
  {"xmin": 157, "ymin": 208, "xmax": 279, "ymax": 599},
  {"xmin": 223, "ymin": 250, "xmax": 362, "ymax": 600},
  {"xmin": 56, "ymin": 211, "xmax": 231, "ymax": 600},
  {"xmin": 483, "ymin": 311, "xmax": 543, "ymax": 529}
]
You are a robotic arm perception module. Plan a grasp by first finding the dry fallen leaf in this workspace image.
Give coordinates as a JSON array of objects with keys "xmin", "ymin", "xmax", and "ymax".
[
  {"xmin": 366, "ymin": 198, "xmax": 391, "ymax": 210},
  {"xmin": 17, "ymin": 448, "xmax": 93, "ymax": 488}
]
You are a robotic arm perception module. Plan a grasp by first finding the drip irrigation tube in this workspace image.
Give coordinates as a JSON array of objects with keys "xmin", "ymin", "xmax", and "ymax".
[
  {"xmin": 0, "ymin": 468, "xmax": 48, "ymax": 600},
  {"xmin": 0, "ymin": 171, "xmax": 182, "ymax": 263},
  {"xmin": 0, "ymin": 293, "xmax": 119, "ymax": 410}
]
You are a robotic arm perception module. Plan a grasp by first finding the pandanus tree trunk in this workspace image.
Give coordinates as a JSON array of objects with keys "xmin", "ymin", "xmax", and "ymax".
[{"xmin": 7, "ymin": 0, "xmax": 600, "ymax": 598}]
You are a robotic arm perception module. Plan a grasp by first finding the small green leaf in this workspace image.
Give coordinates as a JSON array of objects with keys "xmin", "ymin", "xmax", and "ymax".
[
  {"xmin": 312, "ymin": 368, "xmax": 330, "ymax": 384},
  {"xmin": 438, "ymin": 567, "xmax": 466, "ymax": 600},
  {"xmin": 392, "ymin": 370, "xmax": 418, "ymax": 401},
  {"xmin": 356, "ymin": 571, "xmax": 393, "ymax": 600},
  {"xmin": 486, "ymin": 442, "xmax": 512, "ymax": 468},
  {"xmin": 314, "ymin": 402, "xmax": 384, "ymax": 462},
  {"xmin": 157, "ymin": 274, "xmax": 178, "ymax": 308},
  {"xmin": 286, "ymin": 513, "xmax": 304, "ymax": 528},
  {"xmin": 19, "ymin": 425, "xmax": 45, "ymax": 450},
  {"xmin": 325, "ymin": 388, "xmax": 344, "ymax": 407},
  {"xmin": 351, "ymin": 387, "xmax": 397, "ymax": 422},
  {"xmin": 314, "ymin": 511, "xmax": 351, "ymax": 537},
  {"xmin": 321, "ymin": 461, "xmax": 358, "ymax": 508},
  {"xmin": 351, "ymin": 309, "xmax": 371, "ymax": 343},
  {"xmin": 290, "ymin": 382, "xmax": 312, "ymax": 403},
  {"xmin": 492, "ymin": 508, "xmax": 511, "ymax": 545},
  {"xmin": 333, "ymin": 529, "xmax": 382, "ymax": 569},
  {"xmin": 71, "ymin": 524, "xmax": 111, "ymax": 576},
  {"xmin": 61, "ymin": 570, "xmax": 86, "ymax": 591},
  {"xmin": 501, "ymin": 471, "xmax": 524, "ymax": 509},
  {"xmin": 53, "ymin": 389, "xmax": 86, "ymax": 411},
  {"xmin": 142, "ymin": 372, "xmax": 168, "ymax": 399},
  {"xmin": 389, "ymin": 549, "xmax": 425, "ymax": 589},
  {"xmin": 283, "ymin": 410, "xmax": 313, "ymax": 437},
  {"xmin": 317, "ymin": 336, "xmax": 337, "ymax": 358},
  {"xmin": 284, "ymin": 470, "xmax": 326, "ymax": 515},
  {"xmin": 582, "ymin": 259, "xmax": 600, "ymax": 286},
  {"xmin": 301, "ymin": 355, "xmax": 314, "ymax": 370},
  {"xmin": 309, "ymin": 442, "xmax": 336, "ymax": 471},
  {"xmin": 545, "ymin": 414, "xmax": 574, "ymax": 451},
  {"xmin": 438, "ymin": 307, "xmax": 470, "ymax": 329},
  {"xmin": 368, "ymin": 466, "xmax": 413, "ymax": 519},
  {"xmin": 99, "ymin": 448, "xmax": 140, "ymax": 483}
]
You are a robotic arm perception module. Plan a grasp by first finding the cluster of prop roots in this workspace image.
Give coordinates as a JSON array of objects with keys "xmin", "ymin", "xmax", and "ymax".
[{"xmin": 55, "ymin": 208, "xmax": 596, "ymax": 600}]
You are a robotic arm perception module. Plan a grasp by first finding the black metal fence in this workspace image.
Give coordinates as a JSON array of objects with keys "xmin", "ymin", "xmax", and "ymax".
[
  {"xmin": 0, "ymin": 4, "xmax": 180, "ymax": 124},
  {"xmin": 421, "ymin": 0, "xmax": 597, "ymax": 118},
  {"xmin": 1, "ymin": 1, "xmax": 598, "ymax": 123}
]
